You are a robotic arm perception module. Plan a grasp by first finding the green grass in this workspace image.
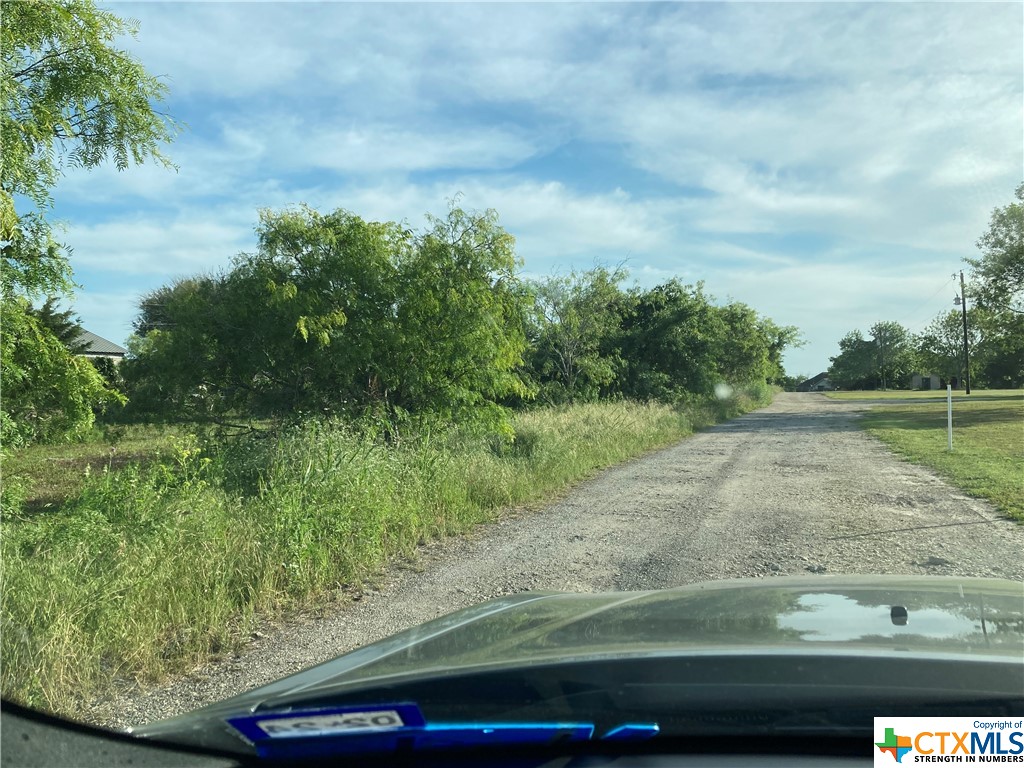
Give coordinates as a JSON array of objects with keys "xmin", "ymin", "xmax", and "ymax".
[
  {"xmin": 1, "ymin": 386, "xmax": 772, "ymax": 714},
  {"xmin": 857, "ymin": 391, "xmax": 1023, "ymax": 522},
  {"xmin": 1, "ymin": 423, "xmax": 182, "ymax": 515}
]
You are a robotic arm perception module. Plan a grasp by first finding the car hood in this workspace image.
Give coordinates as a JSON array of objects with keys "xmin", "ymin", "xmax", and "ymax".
[{"xmin": 134, "ymin": 575, "xmax": 1023, "ymax": 747}]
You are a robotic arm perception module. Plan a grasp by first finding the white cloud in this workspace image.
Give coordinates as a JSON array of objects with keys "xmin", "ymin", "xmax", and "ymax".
[
  {"xmin": 67, "ymin": 211, "xmax": 255, "ymax": 277},
  {"xmin": 274, "ymin": 177, "xmax": 681, "ymax": 264},
  {"xmin": 115, "ymin": 3, "xmax": 312, "ymax": 98},
  {"xmin": 930, "ymin": 150, "xmax": 1019, "ymax": 189},
  {"xmin": 54, "ymin": 127, "xmax": 271, "ymax": 205},
  {"xmin": 234, "ymin": 120, "xmax": 541, "ymax": 175},
  {"xmin": 704, "ymin": 258, "xmax": 966, "ymax": 376},
  {"xmin": 65, "ymin": 0, "xmax": 1022, "ymax": 378}
]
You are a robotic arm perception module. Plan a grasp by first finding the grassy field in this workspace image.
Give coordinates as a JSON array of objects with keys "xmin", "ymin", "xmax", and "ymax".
[
  {"xmin": 2, "ymin": 424, "xmax": 185, "ymax": 515},
  {"xmin": 1, "ymin": 386, "xmax": 771, "ymax": 713},
  {"xmin": 840, "ymin": 389, "xmax": 1023, "ymax": 522}
]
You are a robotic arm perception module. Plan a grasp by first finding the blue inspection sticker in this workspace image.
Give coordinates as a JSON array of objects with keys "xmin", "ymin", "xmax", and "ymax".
[{"xmin": 226, "ymin": 703, "xmax": 425, "ymax": 745}]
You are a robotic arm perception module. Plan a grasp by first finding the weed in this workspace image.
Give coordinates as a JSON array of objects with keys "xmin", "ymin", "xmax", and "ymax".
[{"xmin": 1, "ymin": 390, "xmax": 772, "ymax": 713}]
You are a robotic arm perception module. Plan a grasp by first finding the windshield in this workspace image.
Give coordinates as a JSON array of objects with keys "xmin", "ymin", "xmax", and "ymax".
[{"xmin": 2, "ymin": 0, "xmax": 1022, "ymax": 761}]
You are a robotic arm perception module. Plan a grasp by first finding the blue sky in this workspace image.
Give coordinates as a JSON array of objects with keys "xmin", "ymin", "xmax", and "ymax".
[{"xmin": 51, "ymin": 1, "xmax": 1022, "ymax": 378}]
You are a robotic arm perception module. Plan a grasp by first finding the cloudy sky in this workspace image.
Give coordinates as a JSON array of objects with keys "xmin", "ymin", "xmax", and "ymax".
[{"xmin": 52, "ymin": 1, "xmax": 1022, "ymax": 378}]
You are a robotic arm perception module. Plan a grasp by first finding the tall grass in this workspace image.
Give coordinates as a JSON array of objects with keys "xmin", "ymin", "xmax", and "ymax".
[{"xmin": 2, "ymin": 387, "xmax": 771, "ymax": 713}]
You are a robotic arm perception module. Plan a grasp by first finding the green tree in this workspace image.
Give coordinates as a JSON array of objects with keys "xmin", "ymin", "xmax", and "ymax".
[
  {"xmin": 26, "ymin": 296, "xmax": 88, "ymax": 353},
  {"xmin": 2, "ymin": 0, "xmax": 176, "ymax": 442},
  {"xmin": 778, "ymin": 373, "xmax": 809, "ymax": 392},
  {"xmin": 618, "ymin": 280, "xmax": 726, "ymax": 401},
  {"xmin": 712, "ymin": 303, "xmax": 800, "ymax": 386},
  {"xmin": 1, "ymin": 298, "xmax": 122, "ymax": 446},
  {"xmin": 828, "ymin": 330, "xmax": 874, "ymax": 390},
  {"xmin": 391, "ymin": 205, "xmax": 531, "ymax": 430},
  {"xmin": 829, "ymin": 322, "xmax": 916, "ymax": 390},
  {"xmin": 121, "ymin": 276, "xmax": 225, "ymax": 420},
  {"xmin": 916, "ymin": 309, "xmax": 980, "ymax": 386},
  {"xmin": 869, "ymin": 321, "xmax": 915, "ymax": 390},
  {"xmin": 242, "ymin": 206, "xmax": 404, "ymax": 418},
  {"xmin": 974, "ymin": 310, "xmax": 1024, "ymax": 388},
  {"xmin": 528, "ymin": 266, "xmax": 628, "ymax": 403},
  {"xmin": 2, "ymin": 0, "xmax": 177, "ymax": 296},
  {"xmin": 968, "ymin": 183, "xmax": 1024, "ymax": 315},
  {"xmin": 125, "ymin": 205, "xmax": 531, "ymax": 434},
  {"xmin": 759, "ymin": 318, "xmax": 804, "ymax": 385},
  {"xmin": 917, "ymin": 307, "xmax": 1023, "ymax": 389},
  {"xmin": 124, "ymin": 211, "xmax": 407, "ymax": 422}
]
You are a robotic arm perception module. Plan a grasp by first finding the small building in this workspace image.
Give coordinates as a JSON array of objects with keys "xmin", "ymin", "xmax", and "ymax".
[
  {"xmin": 74, "ymin": 329, "xmax": 127, "ymax": 364},
  {"xmin": 796, "ymin": 372, "xmax": 832, "ymax": 392},
  {"xmin": 911, "ymin": 373, "xmax": 942, "ymax": 391}
]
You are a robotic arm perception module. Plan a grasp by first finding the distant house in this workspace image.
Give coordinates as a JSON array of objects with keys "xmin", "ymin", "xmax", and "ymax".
[
  {"xmin": 74, "ymin": 329, "xmax": 127, "ymax": 363},
  {"xmin": 796, "ymin": 372, "xmax": 832, "ymax": 392}
]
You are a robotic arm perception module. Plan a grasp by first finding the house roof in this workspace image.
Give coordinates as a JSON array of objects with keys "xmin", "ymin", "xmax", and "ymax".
[
  {"xmin": 75, "ymin": 329, "xmax": 127, "ymax": 356},
  {"xmin": 797, "ymin": 372, "xmax": 830, "ymax": 388}
]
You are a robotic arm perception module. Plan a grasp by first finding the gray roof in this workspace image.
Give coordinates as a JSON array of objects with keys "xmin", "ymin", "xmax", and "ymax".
[
  {"xmin": 75, "ymin": 329, "xmax": 127, "ymax": 356},
  {"xmin": 798, "ymin": 372, "xmax": 830, "ymax": 387},
  {"xmin": 795, "ymin": 372, "xmax": 831, "ymax": 390}
]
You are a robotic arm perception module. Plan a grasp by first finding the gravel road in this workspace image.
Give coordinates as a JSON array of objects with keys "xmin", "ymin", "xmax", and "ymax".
[{"xmin": 86, "ymin": 392, "xmax": 1023, "ymax": 729}]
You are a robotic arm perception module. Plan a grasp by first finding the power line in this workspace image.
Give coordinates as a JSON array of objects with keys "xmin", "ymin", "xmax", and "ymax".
[{"xmin": 898, "ymin": 275, "xmax": 957, "ymax": 332}]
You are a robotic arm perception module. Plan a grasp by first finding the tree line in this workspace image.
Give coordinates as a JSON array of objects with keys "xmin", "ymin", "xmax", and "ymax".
[
  {"xmin": 827, "ymin": 183, "xmax": 1019, "ymax": 393},
  {"xmin": 828, "ymin": 187, "xmax": 1024, "ymax": 391},
  {"xmin": 5, "ymin": 201, "xmax": 801, "ymax": 444},
  {"xmin": 117, "ymin": 203, "xmax": 800, "ymax": 436},
  {"xmin": 1, "ymin": 0, "xmax": 800, "ymax": 446},
  {"xmin": 828, "ymin": 313, "xmax": 1023, "ymax": 391}
]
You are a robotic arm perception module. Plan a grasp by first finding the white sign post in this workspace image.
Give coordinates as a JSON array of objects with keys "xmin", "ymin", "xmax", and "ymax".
[{"xmin": 947, "ymin": 385, "xmax": 953, "ymax": 451}]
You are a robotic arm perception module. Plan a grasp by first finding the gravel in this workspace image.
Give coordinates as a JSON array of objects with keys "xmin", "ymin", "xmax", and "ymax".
[{"xmin": 84, "ymin": 392, "xmax": 1024, "ymax": 729}]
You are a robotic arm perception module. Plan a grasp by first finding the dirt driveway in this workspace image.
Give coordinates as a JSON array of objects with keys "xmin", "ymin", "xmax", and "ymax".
[{"xmin": 89, "ymin": 392, "xmax": 1023, "ymax": 727}]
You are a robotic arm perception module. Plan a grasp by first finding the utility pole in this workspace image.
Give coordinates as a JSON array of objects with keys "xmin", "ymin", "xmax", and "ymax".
[
  {"xmin": 958, "ymin": 270, "xmax": 971, "ymax": 395},
  {"xmin": 877, "ymin": 326, "xmax": 887, "ymax": 390}
]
